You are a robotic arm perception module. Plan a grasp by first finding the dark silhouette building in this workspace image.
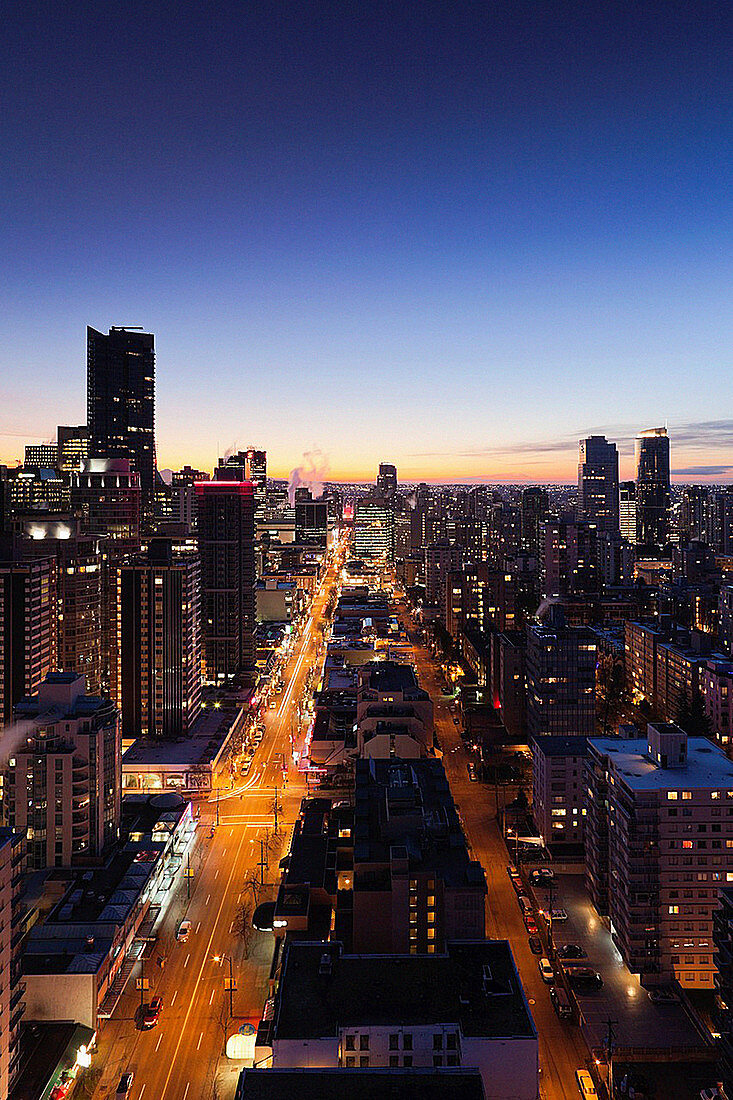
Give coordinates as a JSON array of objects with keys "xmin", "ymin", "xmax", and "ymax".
[
  {"xmin": 87, "ymin": 326, "xmax": 156, "ymax": 501},
  {"xmin": 635, "ymin": 426, "xmax": 670, "ymax": 551},
  {"xmin": 196, "ymin": 469, "xmax": 256, "ymax": 682}
]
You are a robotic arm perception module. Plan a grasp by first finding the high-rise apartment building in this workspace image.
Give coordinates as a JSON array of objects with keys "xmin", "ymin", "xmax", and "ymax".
[
  {"xmin": 71, "ymin": 458, "xmax": 141, "ymax": 549},
  {"xmin": 520, "ymin": 487, "xmax": 549, "ymax": 557},
  {"xmin": 295, "ymin": 500, "xmax": 328, "ymax": 546},
  {"xmin": 57, "ymin": 425, "xmax": 90, "ymax": 473},
  {"xmin": 541, "ymin": 518, "xmax": 599, "ymax": 598},
  {"xmin": 196, "ymin": 469, "xmax": 256, "ymax": 681},
  {"xmin": 445, "ymin": 563, "xmax": 516, "ymax": 640},
  {"xmin": 424, "ymin": 539, "xmax": 463, "ymax": 611},
  {"xmin": 376, "ymin": 462, "xmax": 397, "ymax": 500},
  {"xmin": 586, "ymin": 723, "xmax": 733, "ymax": 988},
  {"xmin": 7, "ymin": 672, "xmax": 120, "ymax": 868},
  {"xmin": 24, "ymin": 443, "xmax": 58, "ymax": 468},
  {"xmin": 619, "ymin": 480, "xmax": 638, "ymax": 543},
  {"xmin": 636, "ymin": 427, "xmax": 670, "ymax": 550},
  {"xmin": 0, "ymin": 556, "xmax": 56, "ymax": 729},
  {"xmin": 111, "ymin": 539, "xmax": 201, "ymax": 738},
  {"xmin": 87, "ymin": 325, "xmax": 156, "ymax": 500},
  {"xmin": 0, "ymin": 830, "xmax": 25, "ymax": 1097},
  {"xmin": 577, "ymin": 435, "xmax": 619, "ymax": 532},
  {"xmin": 14, "ymin": 518, "xmax": 104, "ymax": 695},
  {"xmin": 526, "ymin": 608, "xmax": 597, "ymax": 741},
  {"xmin": 353, "ymin": 498, "xmax": 394, "ymax": 560}
]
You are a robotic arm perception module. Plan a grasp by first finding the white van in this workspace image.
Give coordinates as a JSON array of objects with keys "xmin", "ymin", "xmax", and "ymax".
[{"xmin": 176, "ymin": 920, "xmax": 192, "ymax": 942}]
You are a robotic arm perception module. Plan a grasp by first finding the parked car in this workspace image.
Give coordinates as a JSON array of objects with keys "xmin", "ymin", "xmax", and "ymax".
[
  {"xmin": 566, "ymin": 967, "xmax": 603, "ymax": 991},
  {"xmin": 467, "ymin": 763, "xmax": 477, "ymax": 781},
  {"xmin": 116, "ymin": 1073, "xmax": 134, "ymax": 1099},
  {"xmin": 538, "ymin": 957, "xmax": 555, "ymax": 983},
  {"xmin": 575, "ymin": 1069, "xmax": 598, "ymax": 1098},
  {"xmin": 176, "ymin": 920, "xmax": 191, "ymax": 942},
  {"xmin": 506, "ymin": 865, "xmax": 521, "ymax": 883},
  {"xmin": 518, "ymin": 895, "xmax": 533, "ymax": 914},
  {"xmin": 524, "ymin": 915, "xmax": 539, "ymax": 935},
  {"xmin": 143, "ymin": 996, "xmax": 162, "ymax": 1028},
  {"xmin": 550, "ymin": 908, "xmax": 568, "ymax": 922},
  {"xmin": 556, "ymin": 943, "xmax": 587, "ymax": 960},
  {"xmin": 550, "ymin": 985, "xmax": 573, "ymax": 1019},
  {"xmin": 528, "ymin": 935, "xmax": 543, "ymax": 955},
  {"xmin": 648, "ymin": 987, "xmax": 680, "ymax": 1004},
  {"xmin": 530, "ymin": 868, "xmax": 555, "ymax": 884}
]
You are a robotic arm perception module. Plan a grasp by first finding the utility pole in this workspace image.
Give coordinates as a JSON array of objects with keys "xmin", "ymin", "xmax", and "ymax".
[
  {"xmin": 604, "ymin": 1017, "xmax": 617, "ymax": 1098},
  {"xmin": 186, "ymin": 852, "xmax": 191, "ymax": 899},
  {"xmin": 258, "ymin": 838, "xmax": 267, "ymax": 886}
]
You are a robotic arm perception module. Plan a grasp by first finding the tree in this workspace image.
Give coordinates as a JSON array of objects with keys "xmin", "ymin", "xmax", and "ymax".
[
  {"xmin": 677, "ymin": 688, "xmax": 712, "ymax": 738},
  {"xmin": 232, "ymin": 900, "xmax": 254, "ymax": 957}
]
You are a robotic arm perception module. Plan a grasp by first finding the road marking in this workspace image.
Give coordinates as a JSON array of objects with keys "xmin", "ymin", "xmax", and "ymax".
[
  {"xmin": 209, "ymin": 987, "xmax": 215, "ymax": 1006},
  {"xmin": 237, "ymin": 893, "xmax": 242, "ymax": 903},
  {"xmin": 229, "ymin": 921, "xmax": 235, "ymax": 933},
  {"xmin": 171, "ymin": 990, "xmax": 177, "ymax": 1005},
  {"xmin": 183, "ymin": 1085, "xmax": 190, "ymax": 1100},
  {"xmin": 184, "ymin": 953, "xmax": 190, "ymax": 968},
  {"xmin": 214, "ymin": 869, "xmax": 219, "ymax": 880},
  {"xmin": 159, "ymin": 821, "xmax": 250, "ymax": 1099},
  {"xmin": 155, "ymin": 1033, "xmax": 163, "ymax": 1052},
  {"xmin": 229, "ymin": 829, "xmax": 234, "ymax": 837},
  {"xmin": 205, "ymin": 894, "xmax": 211, "ymax": 905},
  {"xmin": 139, "ymin": 1086, "xmax": 146, "ymax": 1100},
  {"xmin": 195, "ymin": 921, "xmax": 201, "ymax": 933},
  {"xmin": 221, "ymin": 847, "xmax": 226, "ymax": 855},
  {"xmin": 197, "ymin": 1031, "xmax": 203, "ymax": 1050}
]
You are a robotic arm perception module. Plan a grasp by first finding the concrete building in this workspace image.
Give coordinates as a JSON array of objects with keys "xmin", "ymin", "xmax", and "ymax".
[
  {"xmin": 520, "ymin": 487, "xmax": 549, "ymax": 558},
  {"xmin": 0, "ymin": 556, "xmax": 57, "ymax": 730},
  {"xmin": 577, "ymin": 435, "xmax": 619, "ymax": 532},
  {"xmin": 619, "ymin": 480, "xmax": 637, "ymax": 543},
  {"xmin": 351, "ymin": 758, "xmax": 486, "ymax": 953},
  {"xmin": 110, "ymin": 540, "xmax": 202, "ymax": 739},
  {"xmin": 57, "ymin": 425, "xmax": 89, "ymax": 474},
  {"xmin": 0, "ymin": 830, "xmax": 25, "ymax": 1098},
  {"xmin": 720, "ymin": 586, "xmax": 733, "ymax": 657},
  {"xmin": 586, "ymin": 723, "xmax": 733, "ymax": 988},
  {"xmin": 235, "ymin": 1068, "xmax": 487, "ymax": 1100},
  {"xmin": 7, "ymin": 673, "xmax": 121, "ymax": 869},
  {"xmin": 295, "ymin": 501, "xmax": 328, "ymax": 547},
  {"xmin": 356, "ymin": 662, "xmax": 433, "ymax": 759},
  {"xmin": 531, "ymin": 735, "xmax": 587, "ymax": 853},
  {"xmin": 490, "ymin": 632, "xmax": 526, "ymax": 740},
  {"xmin": 424, "ymin": 540, "xmax": 463, "ymax": 613},
  {"xmin": 624, "ymin": 620, "xmax": 709, "ymax": 723},
  {"xmin": 376, "ymin": 463, "xmax": 398, "ymax": 500},
  {"xmin": 713, "ymin": 887, "xmax": 733, "ymax": 1095},
  {"xmin": 444, "ymin": 564, "xmax": 516, "ymax": 641},
  {"xmin": 256, "ymin": 579, "xmax": 297, "ymax": 623},
  {"xmin": 700, "ymin": 660, "xmax": 733, "ymax": 753},
  {"xmin": 255, "ymin": 939, "xmax": 538, "ymax": 1100},
  {"xmin": 525, "ymin": 611, "xmax": 597, "ymax": 741},
  {"xmin": 71, "ymin": 458, "xmax": 141, "ymax": 550},
  {"xmin": 196, "ymin": 470, "xmax": 256, "ymax": 681},
  {"xmin": 541, "ymin": 519, "xmax": 599, "ymax": 599}
]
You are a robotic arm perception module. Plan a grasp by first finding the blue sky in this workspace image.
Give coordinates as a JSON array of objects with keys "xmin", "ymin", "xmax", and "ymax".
[{"xmin": 2, "ymin": 1, "xmax": 732, "ymax": 481}]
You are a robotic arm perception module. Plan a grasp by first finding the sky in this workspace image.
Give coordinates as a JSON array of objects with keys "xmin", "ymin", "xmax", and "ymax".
[{"xmin": 1, "ymin": 1, "xmax": 732, "ymax": 483}]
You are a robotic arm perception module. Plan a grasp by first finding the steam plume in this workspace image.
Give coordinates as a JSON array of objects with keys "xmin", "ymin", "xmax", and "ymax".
[{"xmin": 288, "ymin": 449, "xmax": 330, "ymax": 506}]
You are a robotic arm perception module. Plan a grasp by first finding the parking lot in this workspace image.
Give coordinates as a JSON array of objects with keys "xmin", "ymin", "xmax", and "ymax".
[{"xmin": 529, "ymin": 873, "xmax": 708, "ymax": 1055}]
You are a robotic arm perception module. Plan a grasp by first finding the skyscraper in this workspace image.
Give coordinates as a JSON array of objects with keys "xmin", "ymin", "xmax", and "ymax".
[
  {"xmin": 196, "ymin": 468, "xmax": 256, "ymax": 681},
  {"xmin": 376, "ymin": 462, "xmax": 397, "ymax": 500},
  {"xmin": 619, "ymin": 480, "xmax": 637, "ymax": 543},
  {"xmin": 520, "ymin": 486, "xmax": 549, "ymax": 557},
  {"xmin": 111, "ymin": 540, "xmax": 202, "ymax": 738},
  {"xmin": 636, "ymin": 426, "xmax": 670, "ymax": 550},
  {"xmin": 0, "ymin": 556, "xmax": 56, "ymax": 729},
  {"xmin": 87, "ymin": 326, "xmax": 156, "ymax": 501},
  {"xmin": 577, "ymin": 435, "xmax": 619, "ymax": 532}
]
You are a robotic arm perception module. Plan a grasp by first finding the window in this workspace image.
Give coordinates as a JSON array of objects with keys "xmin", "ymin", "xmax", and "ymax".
[
  {"xmin": 433, "ymin": 1034, "xmax": 443, "ymax": 1049},
  {"xmin": 446, "ymin": 1033, "xmax": 458, "ymax": 1050},
  {"xmin": 447, "ymin": 1054, "xmax": 459, "ymax": 1066},
  {"xmin": 668, "ymin": 791, "xmax": 678, "ymax": 801},
  {"xmin": 433, "ymin": 1056, "xmax": 443, "ymax": 1067},
  {"xmin": 345, "ymin": 1057, "xmax": 356, "ymax": 1068},
  {"xmin": 403, "ymin": 1056, "xmax": 413, "ymax": 1067},
  {"xmin": 359, "ymin": 1057, "xmax": 369, "ymax": 1068},
  {"xmin": 403, "ymin": 1034, "xmax": 412, "ymax": 1051},
  {"xmin": 389, "ymin": 1056, "xmax": 399, "ymax": 1067},
  {"xmin": 669, "ymin": 905, "xmax": 679, "ymax": 914},
  {"xmin": 359, "ymin": 1035, "xmax": 369, "ymax": 1051},
  {"xmin": 345, "ymin": 1036, "xmax": 355, "ymax": 1051},
  {"xmin": 389, "ymin": 1034, "xmax": 399, "ymax": 1050}
]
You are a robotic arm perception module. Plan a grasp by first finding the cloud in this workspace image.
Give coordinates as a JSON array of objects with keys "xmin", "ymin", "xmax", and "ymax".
[{"xmin": 672, "ymin": 466, "xmax": 733, "ymax": 477}]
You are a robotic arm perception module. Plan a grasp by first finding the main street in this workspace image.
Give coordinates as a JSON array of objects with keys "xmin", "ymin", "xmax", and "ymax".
[
  {"xmin": 390, "ymin": 586, "xmax": 589, "ymax": 1100},
  {"xmin": 93, "ymin": 548, "xmax": 343, "ymax": 1100}
]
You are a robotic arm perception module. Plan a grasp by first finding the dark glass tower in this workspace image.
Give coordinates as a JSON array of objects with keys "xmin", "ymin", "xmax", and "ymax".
[
  {"xmin": 635, "ymin": 427, "xmax": 670, "ymax": 550},
  {"xmin": 87, "ymin": 326, "xmax": 156, "ymax": 501}
]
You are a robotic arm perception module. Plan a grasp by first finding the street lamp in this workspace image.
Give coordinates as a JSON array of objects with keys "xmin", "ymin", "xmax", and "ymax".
[{"xmin": 213, "ymin": 954, "xmax": 235, "ymax": 1019}]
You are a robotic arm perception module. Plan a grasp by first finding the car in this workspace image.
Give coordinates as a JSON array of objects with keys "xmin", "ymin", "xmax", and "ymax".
[
  {"xmin": 550, "ymin": 908, "xmax": 568, "ymax": 922},
  {"xmin": 50, "ymin": 1074, "xmax": 74, "ymax": 1100},
  {"xmin": 556, "ymin": 943, "xmax": 587, "ymax": 960},
  {"xmin": 143, "ymin": 995, "xmax": 162, "ymax": 1028},
  {"xmin": 176, "ymin": 919, "xmax": 191, "ymax": 942},
  {"xmin": 518, "ymin": 895, "xmax": 533, "ymax": 914},
  {"xmin": 467, "ymin": 763, "xmax": 477, "ymax": 781},
  {"xmin": 511, "ymin": 876, "xmax": 524, "ymax": 895},
  {"xmin": 530, "ymin": 868, "xmax": 555, "ymax": 884},
  {"xmin": 550, "ymin": 985, "xmax": 573, "ymax": 1019},
  {"xmin": 648, "ymin": 987, "xmax": 680, "ymax": 1004},
  {"xmin": 575, "ymin": 1069, "xmax": 598, "ymax": 1098},
  {"xmin": 566, "ymin": 967, "xmax": 603, "ymax": 991},
  {"xmin": 524, "ymin": 915, "xmax": 538, "ymax": 935},
  {"xmin": 538, "ymin": 957, "xmax": 555, "ymax": 983},
  {"xmin": 528, "ymin": 935, "xmax": 543, "ymax": 954},
  {"xmin": 506, "ymin": 865, "xmax": 521, "ymax": 882},
  {"xmin": 116, "ymin": 1072, "xmax": 135, "ymax": 1098},
  {"xmin": 700, "ymin": 1088, "xmax": 726, "ymax": 1100}
]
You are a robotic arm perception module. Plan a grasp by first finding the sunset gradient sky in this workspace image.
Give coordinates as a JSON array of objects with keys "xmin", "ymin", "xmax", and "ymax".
[{"xmin": 2, "ymin": 2, "xmax": 732, "ymax": 483}]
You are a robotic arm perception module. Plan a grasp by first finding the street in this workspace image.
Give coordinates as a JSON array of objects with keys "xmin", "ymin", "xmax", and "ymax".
[{"xmin": 93, "ymin": 554, "xmax": 342, "ymax": 1100}]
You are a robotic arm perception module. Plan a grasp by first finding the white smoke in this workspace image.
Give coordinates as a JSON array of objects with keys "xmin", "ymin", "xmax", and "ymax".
[
  {"xmin": 0, "ymin": 720, "xmax": 37, "ymax": 769},
  {"xmin": 288, "ymin": 448, "xmax": 330, "ymax": 506}
]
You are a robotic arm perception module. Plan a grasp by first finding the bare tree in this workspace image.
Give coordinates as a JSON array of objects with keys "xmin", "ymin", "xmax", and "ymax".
[
  {"xmin": 232, "ymin": 900, "xmax": 255, "ymax": 957},
  {"xmin": 216, "ymin": 991, "xmax": 231, "ymax": 1055}
]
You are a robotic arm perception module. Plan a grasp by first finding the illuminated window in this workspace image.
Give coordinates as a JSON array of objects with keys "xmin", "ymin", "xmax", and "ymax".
[
  {"xmin": 669, "ymin": 905, "xmax": 679, "ymax": 914},
  {"xmin": 667, "ymin": 792, "xmax": 678, "ymax": 801}
]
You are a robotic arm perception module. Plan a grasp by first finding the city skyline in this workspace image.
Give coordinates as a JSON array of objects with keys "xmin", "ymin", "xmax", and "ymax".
[{"xmin": 3, "ymin": 2, "xmax": 732, "ymax": 483}]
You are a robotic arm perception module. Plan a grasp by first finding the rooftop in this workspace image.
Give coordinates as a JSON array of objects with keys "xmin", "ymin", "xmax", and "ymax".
[
  {"xmin": 531, "ymin": 735, "xmax": 589, "ymax": 757},
  {"xmin": 271, "ymin": 940, "xmax": 535, "ymax": 1041},
  {"xmin": 235, "ymin": 1068, "xmax": 485, "ymax": 1100},
  {"xmin": 589, "ymin": 735, "xmax": 733, "ymax": 790}
]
